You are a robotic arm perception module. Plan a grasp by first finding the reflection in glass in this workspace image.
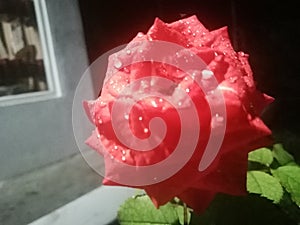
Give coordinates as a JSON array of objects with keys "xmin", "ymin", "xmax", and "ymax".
[{"xmin": 0, "ymin": 0, "xmax": 47, "ymax": 97}]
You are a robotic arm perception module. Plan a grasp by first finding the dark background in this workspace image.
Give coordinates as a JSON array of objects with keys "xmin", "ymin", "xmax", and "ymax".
[{"xmin": 78, "ymin": 0, "xmax": 300, "ymax": 141}]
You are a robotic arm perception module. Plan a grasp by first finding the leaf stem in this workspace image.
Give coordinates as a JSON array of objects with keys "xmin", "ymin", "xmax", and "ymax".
[{"xmin": 183, "ymin": 202, "xmax": 189, "ymax": 225}]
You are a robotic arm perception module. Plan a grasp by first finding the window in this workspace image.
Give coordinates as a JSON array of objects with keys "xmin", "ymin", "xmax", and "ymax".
[{"xmin": 0, "ymin": 0, "xmax": 61, "ymax": 106}]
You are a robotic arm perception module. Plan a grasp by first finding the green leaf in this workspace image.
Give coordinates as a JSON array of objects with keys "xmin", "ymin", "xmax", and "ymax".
[
  {"xmin": 175, "ymin": 205, "xmax": 191, "ymax": 225},
  {"xmin": 247, "ymin": 171, "xmax": 283, "ymax": 203},
  {"xmin": 272, "ymin": 165, "xmax": 300, "ymax": 206},
  {"xmin": 272, "ymin": 143, "xmax": 295, "ymax": 166},
  {"xmin": 118, "ymin": 195, "xmax": 180, "ymax": 225},
  {"xmin": 248, "ymin": 147, "xmax": 273, "ymax": 166}
]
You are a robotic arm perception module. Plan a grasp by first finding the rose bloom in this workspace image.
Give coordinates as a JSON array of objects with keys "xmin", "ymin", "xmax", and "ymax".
[{"xmin": 84, "ymin": 15, "xmax": 273, "ymax": 213}]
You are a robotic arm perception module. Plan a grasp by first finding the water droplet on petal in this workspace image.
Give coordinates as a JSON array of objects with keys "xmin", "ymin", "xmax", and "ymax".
[
  {"xmin": 239, "ymin": 51, "xmax": 245, "ymax": 56},
  {"xmin": 110, "ymin": 155, "xmax": 114, "ymax": 159},
  {"xmin": 192, "ymin": 33, "xmax": 196, "ymax": 37},
  {"xmin": 137, "ymin": 32, "xmax": 143, "ymax": 38},
  {"xmin": 185, "ymin": 88, "xmax": 190, "ymax": 93},
  {"xmin": 124, "ymin": 114, "xmax": 129, "ymax": 120},
  {"xmin": 151, "ymin": 100, "xmax": 158, "ymax": 108},
  {"xmin": 144, "ymin": 128, "xmax": 149, "ymax": 133},
  {"xmin": 114, "ymin": 145, "xmax": 118, "ymax": 150},
  {"xmin": 121, "ymin": 156, "xmax": 126, "ymax": 161},
  {"xmin": 97, "ymin": 134, "xmax": 100, "ymax": 139},
  {"xmin": 229, "ymin": 76, "xmax": 238, "ymax": 83},
  {"xmin": 211, "ymin": 114, "xmax": 224, "ymax": 128},
  {"xmin": 122, "ymin": 150, "xmax": 126, "ymax": 155},
  {"xmin": 114, "ymin": 59, "xmax": 122, "ymax": 69},
  {"xmin": 202, "ymin": 69, "xmax": 214, "ymax": 79},
  {"xmin": 138, "ymin": 116, "xmax": 143, "ymax": 121},
  {"xmin": 126, "ymin": 49, "xmax": 131, "ymax": 55},
  {"xmin": 139, "ymin": 49, "xmax": 143, "ymax": 53},
  {"xmin": 123, "ymin": 67, "xmax": 130, "ymax": 74},
  {"xmin": 159, "ymin": 98, "xmax": 163, "ymax": 103},
  {"xmin": 214, "ymin": 52, "xmax": 218, "ymax": 57},
  {"xmin": 98, "ymin": 119, "xmax": 103, "ymax": 124},
  {"xmin": 178, "ymin": 101, "xmax": 182, "ymax": 106}
]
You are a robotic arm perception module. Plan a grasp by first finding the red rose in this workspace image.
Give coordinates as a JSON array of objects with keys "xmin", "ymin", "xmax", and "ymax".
[{"xmin": 84, "ymin": 15, "xmax": 273, "ymax": 213}]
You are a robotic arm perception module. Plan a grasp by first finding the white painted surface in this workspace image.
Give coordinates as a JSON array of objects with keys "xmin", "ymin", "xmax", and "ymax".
[{"xmin": 29, "ymin": 186, "xmax": 139, "ymax": 225}]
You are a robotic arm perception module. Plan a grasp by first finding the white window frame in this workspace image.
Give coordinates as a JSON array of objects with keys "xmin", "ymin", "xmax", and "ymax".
[{"xmin": 0, "ymin": 0, "xmax": 61, "ymax": 107}]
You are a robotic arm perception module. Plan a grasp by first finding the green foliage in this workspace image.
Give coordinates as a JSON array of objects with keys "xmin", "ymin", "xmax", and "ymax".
[
  {"xmin": 247, "ymin": 171, "xmax": 283, "ymax": 203},
  {"xmin": 272, "ymin": 144, "xmax": 295, "ymax": 166},
  {"xmin": 272, "ymin": 165, "xmax": 300, "ymax": 206},
  {"xmin": 117, "ymin": 195, "xmax": 191, "ymax": 225},
  {"xmin": 247, "ymin": 143, "xmax": 300, "ymax": 208},
  {"xmin": 248, "ymin": 147, "xmax": 273, "ymax": 166}
]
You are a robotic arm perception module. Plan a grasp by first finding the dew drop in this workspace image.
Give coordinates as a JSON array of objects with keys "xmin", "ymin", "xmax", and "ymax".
[
  {"xmin": 185, "ymin": 88, "xmax": 190, "ymax": 93},
  {"xmin": 122, "ymin": 150, "xmax": 126, "ymax": 155},
  {"xmin": 139, "ymin": 49, "xmax": 143, "ymax": 53},
  {"xmin": 123, "ymin": 67, "xmax": 130, "ymax": 73},
  {"xmin": 121, "ymin": 156, "xmax": 126, "ymax": 161},
  {"xmin": 98, "ymin": 119, "xmax": 103, "ymax": 124},
  {"xmin": 202, "ymin": 69, "xmax": 214, "ymax": 79},
  {"xmin": 144, "ymin": 128, "xmax": 149, "ymax": 133},
  {"xmin": 151, "ymin": 100, "xmax": 158, "ymax": 108},
  {"xmin": 191, "ymin": 70, "xmax": 200, "ymax": 79},
  {"xmin": 114, "ymin": 59, "xmax": 122, "ymax": 69},
  {"xmin": 137, "ymin": 32, "xmax": 143, "ymax": 38},
  {"xmin": 192, "ymin": 33, "xmax": 196, "ymax": 37},
  {"xmin": 239, "ymin": 51, "xmax": 245, "ymax": 57},
  {"xmin": 124, "ymin": 114, "xmax": 129, "ymax": 120},
  {"xmin": 126, "ymin": 49, "xmax": 131, "ymax": 55},
  {"xmin": 229, "ymin": 76, "xmax": 238, "ymax": 83},
  {"xmin": 138, "ymin": 116, "xmax": 143, "ymax": 121},
  {"xmin": 97, "ymin": 134, "xmax": 100, "ymax": 139},
  {"xmin": 110, "ymin": 155, "xmax": 114, "ymax": 160},
  {"xmin": 159, "ymin": 98, "xmax": 163, "ymax": 103},
  {"xmin": 114, "ymin": 145, "xmax": 118, "ymax": 150},
  {"xmin": 178, "ymin": 101, "xmax": 182, "ymax": 106},
  {"xmin": 211, "ymin": 114, "xmax": 224, "ymax": 128},
  {"xmin": 214, "ymin": 52, "xmax": 219, "ymax": 57}
]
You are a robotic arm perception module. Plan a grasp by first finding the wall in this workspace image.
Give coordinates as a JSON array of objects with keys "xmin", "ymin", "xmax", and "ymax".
[{"xmin": 0, "ymin": 0, "xmax": 89, "ymax": 180}]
